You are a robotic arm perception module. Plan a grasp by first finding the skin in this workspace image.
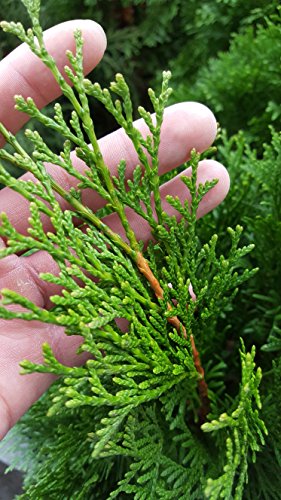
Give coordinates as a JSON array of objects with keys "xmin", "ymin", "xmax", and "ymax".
[{"xmin": 0, "ymin": 20, "xmax": 230, "ymax": 441}]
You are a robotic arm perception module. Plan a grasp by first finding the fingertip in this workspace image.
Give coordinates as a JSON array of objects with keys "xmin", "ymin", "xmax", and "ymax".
[
  {"xmin": 159, "ymin": 102, "xmax": 218, "ymax": 170},
  {"xmin": 196, "ymin": 102, "xmax": 217, "ymax": 147},
  {"xmin": 170, "ymin": 101, "xmax": 217, "ymax": 149},
  {"xmin": 82, "ymin": 19, "xmax": 107, "ymax": 51},
  {"xmin": 199, "ymin": 159, "xmax": 230, "ymax": 197},
  {"xmin": 160, "ymin": 159, "xmax": 230, "ymax": 220}
]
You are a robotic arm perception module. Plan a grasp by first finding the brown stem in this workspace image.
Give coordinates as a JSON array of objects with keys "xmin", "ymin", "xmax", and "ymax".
[
  {"xmin": 190, "ymin": 334, "xmax": 210, "ymax": 423},
  {"xmin": 136, "ymin": 252, "xmax": 187, "ymax": 337},
  {"xmin": 136, "ymin": 251, "xmax": 210, "ymax": 421}
]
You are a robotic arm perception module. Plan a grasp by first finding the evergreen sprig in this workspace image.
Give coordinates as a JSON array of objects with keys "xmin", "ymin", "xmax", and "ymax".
[
  {"xmin": 202, "ymin": 342, "xmax": 267, "ymax": 499},
  {"xmin": 0, "ymin": 1, "xmax": 267, "ymax": 498}
]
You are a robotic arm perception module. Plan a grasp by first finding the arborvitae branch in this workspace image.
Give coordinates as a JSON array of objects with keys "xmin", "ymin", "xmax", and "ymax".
[{"xmin": 0, "ymin": 2, "xmax": 266, "ymax": 499}]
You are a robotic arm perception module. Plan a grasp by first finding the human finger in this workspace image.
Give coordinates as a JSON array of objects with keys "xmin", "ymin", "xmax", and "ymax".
[
  {"xmin": 0, "ymin": 19, "xmax": 106, "ymax": 147},
  {"xmin": 0, "ymin": 102, "xmax": 217, "ymax": 237},
  {"xmin": 102, "ymin": 159, "xmax": 230, "ymax": 241}
]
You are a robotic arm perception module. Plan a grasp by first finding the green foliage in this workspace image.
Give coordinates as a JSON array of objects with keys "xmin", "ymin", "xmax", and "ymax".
[
  {"xmin": 0, "ymin": 1, "xmax": 279, "ymax": 499},
  {"xmin": 198, "ymin": 128, "xmax": 281, "ymax": 353},
  {"xmin": 192, "ymin": 128, "xmax": 281, "ymax": 498},
  {"xmin": 203, "ymin": 342, "xmax": 267, "ymax": 499},
  {"xmin": 174, "ymin": 7, "xmax": 281, "ymax": 145}
]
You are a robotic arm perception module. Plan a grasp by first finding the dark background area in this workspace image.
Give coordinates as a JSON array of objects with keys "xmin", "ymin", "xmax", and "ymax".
[{"xmin": 0, "ymin": 461, "xmax": 23, "ymax": 499}]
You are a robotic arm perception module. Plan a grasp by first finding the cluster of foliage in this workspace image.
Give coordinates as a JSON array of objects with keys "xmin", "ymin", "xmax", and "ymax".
[
  {"xmin": 197, "ymin": 127, "xmax": 281, "ymax": 498},
  {"xmin": 174, "ymin": 7, "xmax": 281, "ymax": 147},
  {"xmin": 0, "ymin": 0, "xmax": 280, "ymax": 499}
]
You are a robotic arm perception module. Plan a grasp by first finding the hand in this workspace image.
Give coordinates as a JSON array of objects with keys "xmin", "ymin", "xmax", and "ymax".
[{"xmin": 0, "ymin": 20, "xmax": 230, "ymax": 440}]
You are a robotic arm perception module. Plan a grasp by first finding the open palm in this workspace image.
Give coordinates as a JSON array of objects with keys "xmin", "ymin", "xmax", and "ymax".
[{"xmin": 0, "ymin": 19, "xmax": 230, "ymax": 440}]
